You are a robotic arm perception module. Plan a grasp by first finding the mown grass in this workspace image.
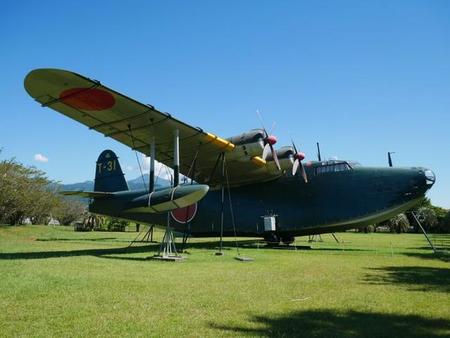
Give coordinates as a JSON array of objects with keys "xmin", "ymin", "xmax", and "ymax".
[{"xmin": 0, "ymin": 225, "xmax": 449, "ymax": 337}]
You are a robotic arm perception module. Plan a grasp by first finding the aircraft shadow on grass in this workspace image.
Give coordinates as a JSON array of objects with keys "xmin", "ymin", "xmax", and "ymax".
[
  {"xmin": 363, "ymin": 266, "xmax": 450, "ymax": 293},
  {"xmin": 407, "ymin": 246, "xmax": 450, "ymax": 251},
  {"xmin": 0, "ymin": 244, "xmax": 159, "ymax": 261},
  {"xmin": 407, "ymin": 236, "xmax": 450, "ymax": 256},
  {"xmin": 0, "ymin": 232, "xmax": 388, "ymax": 261},
  {"xmin": 0, "ymin": 239, "xmax": 239, "ymax": 261},
  {"xmin": 0, "ymin": 237, "xmax": 375, "ymax": 262},
  {"xmin": 210, "ymin": 309, "xmax": 450, "ymax": 338},
  {"xmin": 403, "ymin": 250, "xmax": 450, "ymax": 262},
  {"xmin": 36, "ymin": 237, "xmax": 118, "ymax": 242}
]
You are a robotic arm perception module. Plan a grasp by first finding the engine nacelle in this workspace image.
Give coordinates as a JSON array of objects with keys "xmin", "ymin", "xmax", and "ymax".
[
  {"xmin": 266, "ymin": 146, "xmax": 295, "ymax": 171},
  {"xmin": 225, "ymin": 129, "xmax": 265, "ymax": 161},
  {"xmin": 227, "ymin": 129, "xmax": 265, "ymax": 145}
]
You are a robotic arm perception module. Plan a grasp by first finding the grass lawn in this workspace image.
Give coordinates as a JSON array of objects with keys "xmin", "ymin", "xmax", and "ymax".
[{"xmin": 0, "ymin": 225, "xmax": 449, "ymax": 337}]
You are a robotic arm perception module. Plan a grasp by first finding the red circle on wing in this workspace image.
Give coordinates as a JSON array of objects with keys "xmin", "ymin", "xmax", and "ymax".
[
  {"xmin": 59, "ymin": 88, "xmax": 115, "ymax": 111},
  {"xmin": 171, "ymin": 203, "xmax": 198, "ymax": 224}
]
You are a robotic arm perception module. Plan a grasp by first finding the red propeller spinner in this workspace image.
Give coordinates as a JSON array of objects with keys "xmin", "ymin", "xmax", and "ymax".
[
  {"xmin": 292, "ymin": 141, "xmax": 308, "ymax": 183},
  {"xmin": 257, "ymin": 110, "xmax": 281, "ymax": 170},
  {"xmin": 262, "ymin": 133, "xmax": 281, "ymax": 170}
]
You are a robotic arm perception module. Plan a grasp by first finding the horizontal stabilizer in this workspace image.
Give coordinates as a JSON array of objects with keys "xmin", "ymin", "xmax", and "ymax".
[{"xmin": 60, "ymin": 190, "xmax": 113, "ymax": 198}]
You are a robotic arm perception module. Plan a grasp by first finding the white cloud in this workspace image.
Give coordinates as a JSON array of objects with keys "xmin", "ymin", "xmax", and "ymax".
[
  {"xmin": 125, "ymin": 165, "xmax": 134, "ymax": 172},
  {"xmin": 142, "ymin": 155, "xmax": 150, "ymax": 171},
  {"xmin": 34, "ymin": 153, "xmax": 48, "ymax": 163}
]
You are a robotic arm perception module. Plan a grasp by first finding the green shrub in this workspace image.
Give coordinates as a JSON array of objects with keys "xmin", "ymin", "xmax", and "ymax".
[
  {"xmin": 414, "ymin": 207, "xmax": 438, "ymax": 231},
  {"xmin": 387, "ymin": 213, "xmax": 410, "ymax": 233},
  {"xmin": 106, "ymin": 218, "xmax": 129, "ymax": 232}
]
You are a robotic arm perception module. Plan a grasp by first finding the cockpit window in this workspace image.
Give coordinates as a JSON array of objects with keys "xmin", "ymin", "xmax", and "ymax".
[
  {"xmin": 347, "ymin": 161, "xmax": 361, "ymax": 167},
  {"xmin": 315, "ymin": 161, "xmax": 352, "ymax": 175}
]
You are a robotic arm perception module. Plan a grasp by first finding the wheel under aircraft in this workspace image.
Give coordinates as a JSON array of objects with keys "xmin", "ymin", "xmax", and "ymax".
[{"xmin": 24, "ymin": 69, "xmax": 436, "ymax": 245}]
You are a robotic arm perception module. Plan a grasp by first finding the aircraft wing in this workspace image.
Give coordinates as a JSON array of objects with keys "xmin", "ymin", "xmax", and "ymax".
[{"xmin": 25, "ymin": 69, "xmax": 281, "ymax": 187}]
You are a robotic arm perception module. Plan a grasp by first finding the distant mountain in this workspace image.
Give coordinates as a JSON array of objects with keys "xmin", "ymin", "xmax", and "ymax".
[
  {"xmin": 62, "ymin": 174, "xmax": 170, "ymax": 192},
  {"xmin": 126, "ymin": 174, "xmax": 170, "ymax": 190},
  {"xmin": 62, "ymin": 180, "xmax": 94, "ymax": 191}
]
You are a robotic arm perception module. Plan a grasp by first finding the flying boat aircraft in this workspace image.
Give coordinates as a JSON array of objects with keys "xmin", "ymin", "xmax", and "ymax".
[{"xmin": 24, "ymin": 69, "xmax": 435, "ymax": 245}]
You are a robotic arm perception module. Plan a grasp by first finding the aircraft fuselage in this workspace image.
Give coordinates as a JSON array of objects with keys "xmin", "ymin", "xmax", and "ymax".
[{"xmin": 89, "ymin": 162, "xmax": 435, "ymax": 241}]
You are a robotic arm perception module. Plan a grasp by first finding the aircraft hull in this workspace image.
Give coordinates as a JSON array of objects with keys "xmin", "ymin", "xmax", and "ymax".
[{"xmin": 90, "ymin": 166, "xmax": 432, "ymax": 238}]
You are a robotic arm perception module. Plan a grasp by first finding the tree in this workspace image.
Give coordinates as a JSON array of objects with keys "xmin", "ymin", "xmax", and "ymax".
[
  {"xmin": 414, "ymin": 207, "xmax": 438, "ymax": 232},
  {"xmin": 386, "ymin": 213, "xmax": 410, "ymax": 233},
  {"xmin": 407, "ymin": 197, "xmax": 448, "ymax": 233},
  {"xmin": 53, "ymin": 199, "xmax": 86, "ymax": 225},
  {"xmin": 436, "ymin": 210, "xmax": 450, "ymax": 233},
  {"xmin": 0, "ymin": 157, "xmax": 59, "ymax": 225},
  {"xmin": 106, "ymin": 218, "xmax": 129, "ymax": 232},
  {"xmin": 357, "ymin": 225, "xmax": 375, "ymax": 233}
]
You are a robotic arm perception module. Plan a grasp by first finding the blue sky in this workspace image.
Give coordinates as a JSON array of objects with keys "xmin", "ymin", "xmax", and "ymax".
[{"xmin": 1, "ymin": 1, "xmax": 449, "ymax": 207}]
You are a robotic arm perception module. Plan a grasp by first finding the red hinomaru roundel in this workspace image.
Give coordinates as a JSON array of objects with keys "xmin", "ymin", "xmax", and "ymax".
[
  {"xmin": 59, "ymin": 88, "xmax": 115, "ymax": 111},
  {"xmin": 171, "ymin": 203, "xmax": 198, "ymax": 224}
]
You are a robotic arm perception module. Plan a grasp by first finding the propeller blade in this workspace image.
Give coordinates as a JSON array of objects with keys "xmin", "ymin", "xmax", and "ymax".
[
  {"xmin": 299, "ymin": 161, "xmax": 308, "ymax": 183},
  {"xmin": 291, "ymin": 139, "xmax": 298, "ymax": 154},
  {"xmin": 269, "ymin": 121, "xmax": 277, "ymax": 135},
  {"xmin": 270, "ymin": 144, "xmax": 281, "ymax": 170},
  {"xmin": 262, "ymin": 143, "xmax": 271, "ymax": 160},
  {"xmin": 291, "ymin": 139, "xmax": 308, "ymax": 182},
  {"xmin": 292, "ymin": 159, "xmax": 299, "ymax": 176},
  {"xmin": 256, "ymin": 109, "xmax": 267, "ymax": 134}
]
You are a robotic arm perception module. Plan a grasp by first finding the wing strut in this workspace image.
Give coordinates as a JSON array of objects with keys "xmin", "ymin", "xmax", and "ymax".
[
  {"xmin": 173, "ymin": 129, "xmax": 180, "ymax": 187},
  {"xmin": 207, "ymin": 152, "xmax": 223, "ymax": 184},
  {"xmin": 128, "ymin": 124, "xmax": 148, "ymax": 192},
  {"xmin": 149, "ymin": 135, "xmax": 156, "ymax": 192},
  {"xmin": 215, "ymin": 152, "xmax": 226, "ymax": 256}
]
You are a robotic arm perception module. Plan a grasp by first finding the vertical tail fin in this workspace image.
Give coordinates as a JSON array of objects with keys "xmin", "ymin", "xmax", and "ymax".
[{"xmin": 94, "ymin": 150, "xmax": 128, "ymax": 192}]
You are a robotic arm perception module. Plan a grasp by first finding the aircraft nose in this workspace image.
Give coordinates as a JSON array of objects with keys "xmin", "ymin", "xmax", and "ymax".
[
  {"xmin": 423, "ymin": 168, "xmax": 436, "ymax": 187},
  {"xmin": 405, "ymin": 168, "xmax": 435, "ymax": 197},
  {"xmin": 413, "ymin": 168, "xmax": 435, "ymax": 194}
]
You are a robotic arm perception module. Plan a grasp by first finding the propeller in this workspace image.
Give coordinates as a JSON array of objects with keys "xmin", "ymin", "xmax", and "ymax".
[
  {"xmin": 257, "ymin": 110, "xmax": 281, "ymax": 170},
  {"xmin": 291, "ymin": 140, "xmax": 308, "ymax": 183}
]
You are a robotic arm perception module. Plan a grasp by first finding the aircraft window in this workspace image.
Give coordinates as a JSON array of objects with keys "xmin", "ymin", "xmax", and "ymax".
[
  {"xmin": 315, "ymin": 162, "xmax": 351, "ymax": 175},
  {"xmin": 348, "ymin": 161, "xmax": 361, "ymax": 167}
]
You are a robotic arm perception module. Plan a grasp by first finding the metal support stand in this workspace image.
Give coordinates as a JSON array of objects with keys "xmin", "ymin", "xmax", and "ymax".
[
  {"xmin": 411, "ymin": 211, "xmax": 437, "ymax": 254},
  {"xmin": 180, "ymin": 232, "xmax": 190, "ymax": 252},
  {"xmin": 152, "ymin": 214, "xmax": 185, "ymax": 261},
  {"xmin": 151, "ymin": 129, "xmax": 185, "ymax": 261},
  {"xmin": 142, "ymin": 225, "xmax": 155, "ymax": 242},
  {"xmin": 308, "ymin": 234, "xmax": 323, "ymax": 242},
  {"xmin": 331, "ymin": 233, "xmax": 340, "ymax": 243}
]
